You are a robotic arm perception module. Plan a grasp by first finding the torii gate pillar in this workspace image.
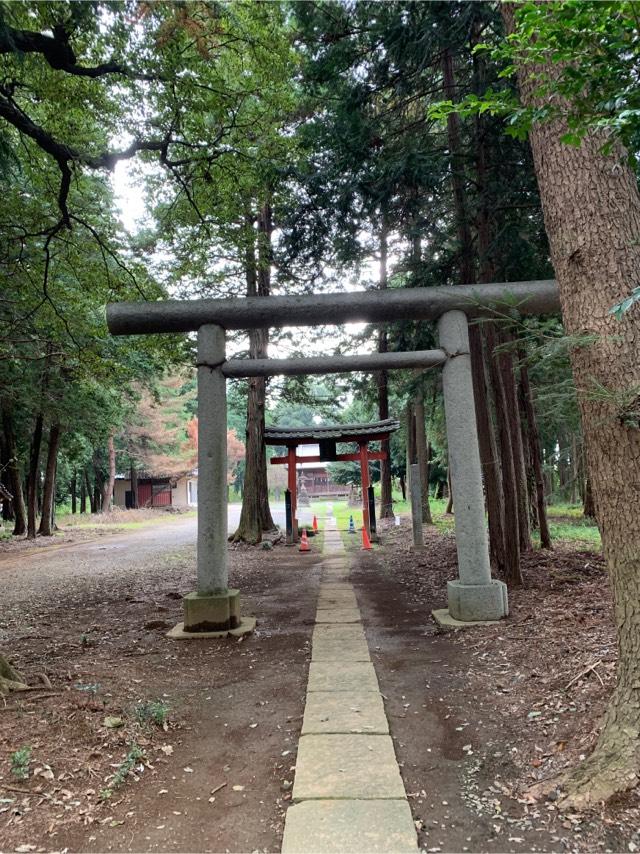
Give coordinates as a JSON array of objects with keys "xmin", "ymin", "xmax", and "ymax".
[
  {"xmin": 168, "ymin": 323, "xmax": 255, "ymax": 638},
  {"xmin": 437, "ymin": 311, "xmax": 508, "ymax": 622}
]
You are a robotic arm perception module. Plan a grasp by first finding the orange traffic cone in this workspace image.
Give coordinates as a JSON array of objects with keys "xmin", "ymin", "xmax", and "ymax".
[
  {"xmin": 299, "ymin": 529, "xmax": 311, "ymax": 553},
  {"xmin": 361, "ymin": 526, "xmax": 372, "ymax": 551},
  {"xmin": 312, "ymin": 515, "xmax": 319, "ymax": 532}
]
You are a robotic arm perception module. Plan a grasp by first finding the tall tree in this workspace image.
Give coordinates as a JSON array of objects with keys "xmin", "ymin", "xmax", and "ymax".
[{"xmin": 502, "ymin": 0, "xmax": 640, "ymax": 806}]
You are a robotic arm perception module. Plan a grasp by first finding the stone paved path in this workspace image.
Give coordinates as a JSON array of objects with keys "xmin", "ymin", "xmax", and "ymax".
[{"xmin": 281, "ymin": 523, "xmax": 418, "ymax": 853}]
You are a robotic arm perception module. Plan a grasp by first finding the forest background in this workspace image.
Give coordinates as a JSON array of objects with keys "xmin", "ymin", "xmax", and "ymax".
[{"xmin": 2, "ymin": 0, "xmax": 640, "ymax": 808}]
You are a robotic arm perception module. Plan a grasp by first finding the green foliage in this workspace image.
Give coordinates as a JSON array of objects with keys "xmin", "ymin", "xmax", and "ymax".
[
  {"xmin": 430, "ymin": 2, "xmax": 640, "ymax": 152},
  {"xmin": 99, "ymin": 744, "xmax": 144, "ymax": 801},
  {"xmin": 135, "ymin": 699, "xmax": 170, "ymax": 729},
  {"xmin": 10, "ymin": 745, "xmax": 32, "ymax": 780},
  {"xmin": 609, "ymin": 285, "xmax": 640, "ymax": 319}
]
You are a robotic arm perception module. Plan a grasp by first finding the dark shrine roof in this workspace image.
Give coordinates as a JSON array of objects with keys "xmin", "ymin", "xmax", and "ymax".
[{"xmin": 264, "ymin": 417, "xmax": 400, "ymax": 445}]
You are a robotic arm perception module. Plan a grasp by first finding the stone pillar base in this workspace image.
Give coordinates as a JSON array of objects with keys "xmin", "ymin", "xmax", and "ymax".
[
  {"xmin": 184, "ymin": 588, "xmax": 241, "ymax": 632},
  {"xmin": 446, "ymin": 579, "xmax": 508, "ymax": 622}
]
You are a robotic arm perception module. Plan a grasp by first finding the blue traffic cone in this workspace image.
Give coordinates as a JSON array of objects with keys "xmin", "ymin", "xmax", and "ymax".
[{"xmin": 348, "ymin": 515, "xmax": 356, "ymax": 534}]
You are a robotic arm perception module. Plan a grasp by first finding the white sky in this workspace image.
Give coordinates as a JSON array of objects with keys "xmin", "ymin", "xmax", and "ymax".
[{"xmin": 111, "ymin": 161, "xmax": 373, "ymax": 363}]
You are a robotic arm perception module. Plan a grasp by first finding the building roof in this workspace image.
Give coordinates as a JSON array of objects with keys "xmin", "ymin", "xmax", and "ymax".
[{"xmin": 264, "ymin": 418, "xmax": 400, "ymax": 445}]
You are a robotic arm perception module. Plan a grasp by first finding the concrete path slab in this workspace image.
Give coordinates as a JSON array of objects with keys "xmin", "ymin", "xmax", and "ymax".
[
  {"xmin": 311, "ymin": 625, "xmax": 370, "ymax": 662},
  {"xmin": 315, "ymin": 608, "xmax": 361, "ymax": 623},
  {"xmin": 282, "ymin": 519, "xmax": 417, "ymax": 852},
  {"xmin": 307, "ymin": 661, "xmax": 380, "ymax": 693},
  {"xmin": 282, "ymin": 800, "xmax": 418, "ymax": 853},
  {"xmin": 317, "ymin": 593, "xmax": 358, "ymax": 608},
  {"xmin": 312, "ymin": 623, "xmax": 366, "ymax": 639},
  {"xmin": 293, "ymin": 734, "xmax": 406, "ymax": 800},
  {"xmin": 322, "ymin": 571, "xmax": 350, "ymax": 582},
  {"xmin": 318, "ymin": 582, "xmax": 354, "ymax": 591},
  {"xmin": 302, "ymin": 690, "xmax": 388, "ymax": 735},
  {"xmin": 312, "ymin": 635, "xmax": 371, "ymax": 662}
]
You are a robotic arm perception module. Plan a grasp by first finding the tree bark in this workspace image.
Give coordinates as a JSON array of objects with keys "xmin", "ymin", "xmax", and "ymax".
[
  {"xmin": 26, "ymin": 413, "xmax": 43, "ymax": 539},
  {"xmin": 518, "ymin": 350, "xmax": 552, "ymax": 549},
  {"xmin": 505, "ymin": 3, "xmax": 640, "ymax": 804},
  {"xmin": 84, "ymin": 469, "xmax": 95, "ymax": 513},
  {"xmin": 233, "ymin": 205, "xmax": 275, "ymax": 543},
  {"xmin": 413, "ymin": 392, "xmax": 433, "ymax": 524},
  {"xmin": 485, "ymin": 323, "xmax": 523, "ymax": 586},
  {"xmin": 39, "ymin": 423, "xmax": 60, "ymax": 536},
  {"xmin": 443, "ymin": 41, "xmax": 509, "ymax": 573},
  {"xmin": 377, "ymin": 216, "xmax": 394, "ymax": 519},
  {"xmin": 70, "ymin": 472, "xmax": 77, "ymax": 514},
  {"xmin": 101, "ymin": 431, "xmax": 116, "ymax": 513},
  {"xmin": 130, "ymin": 463, "xmax": 138, "ymax": 509},
  {"xmin": 499, "ymin": 331, "xmax": 532, "ymax": 552},
  {"xmin": 1, "ymin": 404, "xmax": 27, "ymax": 535}
]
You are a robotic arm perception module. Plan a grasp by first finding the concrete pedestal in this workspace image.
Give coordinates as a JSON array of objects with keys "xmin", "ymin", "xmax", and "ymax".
[
  {"xmin": 168, "ymin": 588, "xmax": 256, "ymax": 638},
  {"xmin": 447, "ymin": 579, "xmax": 508, "ymax": 621},
  {"xmin": 184, "ymin": 588, "xmax": 241, "ymax": 632}
]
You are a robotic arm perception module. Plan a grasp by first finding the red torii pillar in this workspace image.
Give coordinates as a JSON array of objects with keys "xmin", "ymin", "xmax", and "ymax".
[
  {"xmin": 287, "ymin": 444, "xmax": 298, "ymax": 544},
  {"xmin": 358, "ymin": 441, "xmax": 371, "ymax": 539},
  {"xmin": 274, "ymin": 441, "xmax": 382, "ymax": 543}
]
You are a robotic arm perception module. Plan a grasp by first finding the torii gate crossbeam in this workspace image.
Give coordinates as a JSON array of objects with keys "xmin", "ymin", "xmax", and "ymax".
[{"xmin": 107, "ymin": 280, "xmax": 560, "ymax": 636}]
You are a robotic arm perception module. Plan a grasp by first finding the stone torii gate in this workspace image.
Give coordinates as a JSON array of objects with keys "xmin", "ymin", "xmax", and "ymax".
[
  {"xmin": 265, "ymin": 418, "xmax": 401, "ymax": 544},
  {"xmin": 107, "ymin": 279, "xmax": 560, "ymax": 635}
]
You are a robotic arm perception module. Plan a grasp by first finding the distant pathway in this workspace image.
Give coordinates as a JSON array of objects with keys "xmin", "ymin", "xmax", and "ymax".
[{"xmin": 282, "ymin": 521, "xmax": 418, "ymax": 853}]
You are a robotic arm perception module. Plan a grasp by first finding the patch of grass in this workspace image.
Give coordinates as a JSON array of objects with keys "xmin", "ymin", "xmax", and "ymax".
[
  {"xmin": 135, "ymin": 699, "xmax": 170, "ymax": 728},
  {"xmin": 543, "ymin": 521, "xmax": 601, "ymax": 547},
  {"xmin": 11, "ymin": 745, "xmax": 32, "ymax": 780},
  {"xmin": 100, "ymin": 743, "xmax": 144, "ymax": 800}
]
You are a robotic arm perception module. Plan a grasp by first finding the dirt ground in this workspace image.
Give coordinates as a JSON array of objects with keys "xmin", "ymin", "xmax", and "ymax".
[
  {"xmin": 354, "ymin": 520, "xmax": 640, "ymax": 854},
  {"xmin": 0, "ymin": 523, "xmax": 324, "ymax": 853},
  {"xmin": 0, "ymin": 509, "xmax": 194, "ymax": 557},
  {"xmin": 1, "ymin": 514, "xmax": 638, "ymax": 853}
]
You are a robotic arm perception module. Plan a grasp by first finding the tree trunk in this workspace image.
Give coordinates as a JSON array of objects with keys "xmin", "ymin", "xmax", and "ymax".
[
  {"xmin": 85, "ymin": 469, "xmax": 95, "ymax": 513},
  {"xmin": 506, "ymin": 3, "xmax": 640, "ymax": 804},
  {"xmin": 1, "ymin": 404, "xmax": 27, "ymax": 535},
  {"xmin": 101, "ymin": 432, "xmax": 116, "ymax": 513},
  {"xmin": 583, "ymin": 475, "xmax": 595, "ymax": 520},
  {"xmin": 445, "ymin": 469, "xmax": 453, "ymax": 515},
  {"xmin": 26, "ymin": 413, "xmax": 43, "ymax": 540},
  {"xmin": 93, "ymin": 480, "xmax": 102, "ymax": 513},
  {"xmin": 377, "ymin": 217, "xmax": 394, "ymax": 519},
  {"xmin": 233, "ymin": 206, "xmax": 275, "ymax": 543},
  {"xmin": 499, "ymin": 332, "xmax": 532, "ymax": 552},
  {"xmin": 70, "ymin": 472, "xmax": 77, "ymax": 514},
  {"xmin": 413, "ymin": 392, "xmax": 432, "ymax": 524},
  {"xmin": 39, "ymin": 423, "xmax": 60, "ymax": 536},
  {"xmin": 131, "ymin": 463, "xmax": 139, "ymax": 509},
  {"xmin": 518, "ymin": 351, "xmax": 552, "ymax": 549},
  {"xmin": 485, "ymin": 323, "xmax": 523, "ymax": 586},
  {"xmin": 443, "ymin": 41, "xmax": 508, "ymax": 573}
]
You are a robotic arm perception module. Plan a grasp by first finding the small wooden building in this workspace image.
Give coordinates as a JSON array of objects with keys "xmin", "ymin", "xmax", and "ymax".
[{"xmin": 113, "ymin": 471, "xmax": 198, "ymax": 509}]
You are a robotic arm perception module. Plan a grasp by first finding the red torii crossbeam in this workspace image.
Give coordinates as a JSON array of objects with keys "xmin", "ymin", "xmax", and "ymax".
[{"xmin": 265, "ymin": 419, "xmax": 400, "ymax": 543}]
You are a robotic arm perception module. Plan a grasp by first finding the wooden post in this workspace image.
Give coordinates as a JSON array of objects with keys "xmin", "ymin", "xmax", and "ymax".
[
  {"xmin": 359, "ymin": 442, "xmax": 371, "ymax": 538},
  {"xmin": 287, "ymin": 445, "xmax": 298, "ymax": 543}
]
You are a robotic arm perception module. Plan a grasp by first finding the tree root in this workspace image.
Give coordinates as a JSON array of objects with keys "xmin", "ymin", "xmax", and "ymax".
[
  {"xmin": 0, "ymin": 655, "xmax": 29, "ymax": 695},
  {"xmin": 526, "ymin": 740, "xmax": 640, "ymax": 810},
  {"xmin": 558, "ymin": 751, "xmax": 639, "ymax": 809}
]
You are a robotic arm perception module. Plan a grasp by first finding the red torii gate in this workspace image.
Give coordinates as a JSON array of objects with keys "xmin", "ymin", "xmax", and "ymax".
[{"xmin": 265, "ymin": 418, "xmax": 400, "ymax": 543}]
